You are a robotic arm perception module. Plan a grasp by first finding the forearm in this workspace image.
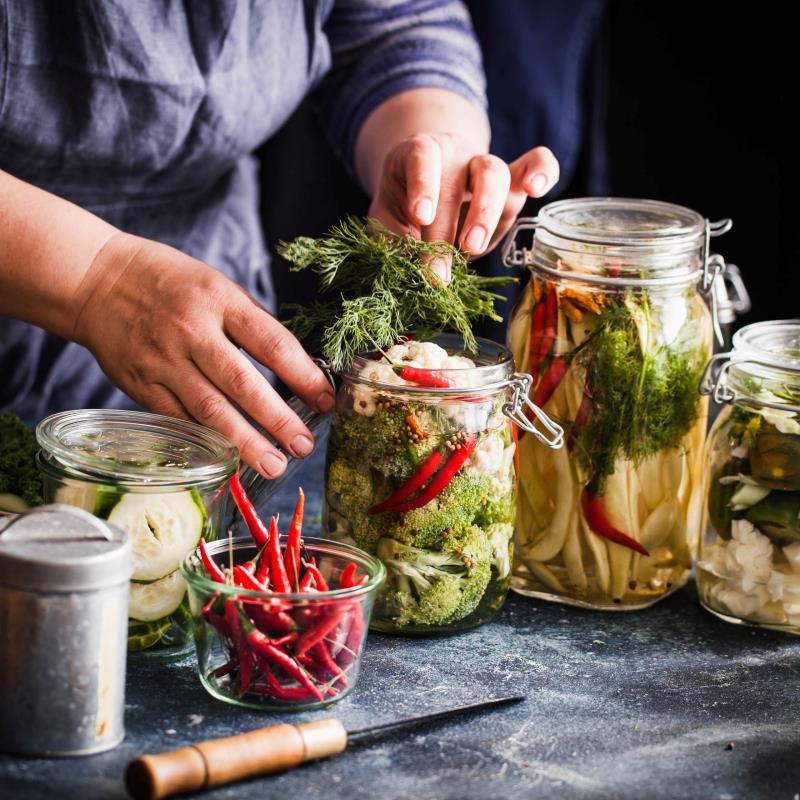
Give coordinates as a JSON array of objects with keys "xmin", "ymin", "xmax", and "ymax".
[
  {"xmin": 0, "ymin": 169, "xmax": 119, "ymax": 339},
  {"xmin": 354, "ymin": 88, "xmax": 490, "ymax": 197}
]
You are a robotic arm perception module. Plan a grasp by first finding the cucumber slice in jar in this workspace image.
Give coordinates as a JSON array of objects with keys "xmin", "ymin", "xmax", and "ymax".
[
  {"xmin": 129, "ymin": 570, "xmax": 187, "ymax": 622},
  {"xmin": 107, "ymin": 490, "xmax": 206, "ymax": 580}
]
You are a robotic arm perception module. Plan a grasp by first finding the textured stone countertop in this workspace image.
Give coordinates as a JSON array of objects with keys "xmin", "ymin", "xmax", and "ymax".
[{"xmin": 2, "ymin": 447, "xmax": 799, "ymax": 800}]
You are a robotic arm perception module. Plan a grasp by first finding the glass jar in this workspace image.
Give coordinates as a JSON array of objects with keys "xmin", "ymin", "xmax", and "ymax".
[
  {"xmin": 503, "ymin": 198, "xmax": 729, "ymax": 609},
  {"xmin": 322, "ymin": 333, "xmax": 563, "ymax": 634},
  {"xmin": 182, "ymin": 537, "xmax": 385, "ymax": 711},
  {"xmin": 698, "ymin": 320, "xmax": 800, "ymax": 634},
  {"xmin": 36, "ymin": 410, "xmax": 238, "ymax": 661}
]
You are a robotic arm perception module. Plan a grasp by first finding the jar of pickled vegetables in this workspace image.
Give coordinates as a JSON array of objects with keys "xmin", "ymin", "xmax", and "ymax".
[
  {"xmin": 36, "ymin": 410, "xmax": 238, "ymax": 661},
  {"xmin": 503, "ymin": 198, "xmax": 730, "ymax": 609},
  {"xmin": 322, "ymin": 334, "xmax": 563, "ymax": 634},
  {"xmin": 698, "ymin": 320, "xmax": 800, "ymax": 634}
]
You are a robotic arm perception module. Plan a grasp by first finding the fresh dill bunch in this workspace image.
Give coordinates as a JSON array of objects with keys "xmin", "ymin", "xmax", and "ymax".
[
  {"xmin": 575, "ymin": 297, "xmax": 705, "ymax": 488},
  {"xmin": 279, "ymin": 217, "xmax": 515, "ymax": 371}
]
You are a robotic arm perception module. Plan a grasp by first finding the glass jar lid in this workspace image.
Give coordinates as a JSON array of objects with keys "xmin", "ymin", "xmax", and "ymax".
[
  {"xmin": 537, "ymin": 197, "xmax": 706, "ymax": 248},
  {"xmin": 36, "ymin": 410, "xmax": 239, "ymax": 487},
  {"xmin": 502, "ymin": 197, "xmax": 732, "ymax": 292},
  {"xmin": 701, "ymin": 320, "xmax": 800, "ymax": 411}
]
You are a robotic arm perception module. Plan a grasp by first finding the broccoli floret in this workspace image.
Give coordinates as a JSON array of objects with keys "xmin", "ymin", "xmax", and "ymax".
[
  {"xmin": 376, "ymin": 526, "xmax": 492, "ymax": 627},
  {"xmin": 391, "ymin": 471, "xmax": 489, "ymax": 548},
  {"xmin": 475, "ymin": 489, "xmax": 516, "ymax": 528},
  {"xmin": 0, "ymin": 413, "xmax": 43, "ymax": 508},
  {"xmin": 486, "ymin": 522, "xmax": 514, "ymax": 579},
  {"xmin": 331, "ymin": 403, "xmax": 443, "ymax": 480},
  {"xmin": 325, "ymin": 458, "xmax": 383, "ymax": 552}
]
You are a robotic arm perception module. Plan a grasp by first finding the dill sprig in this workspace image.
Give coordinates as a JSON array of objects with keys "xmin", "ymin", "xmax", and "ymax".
[
  {"xmin": 572, "ymin": 297, "xmax": 705, "ymax": 490},
  {"xmin": 279, "ymin": 217, "xmax": 515, "ymax": 372}
]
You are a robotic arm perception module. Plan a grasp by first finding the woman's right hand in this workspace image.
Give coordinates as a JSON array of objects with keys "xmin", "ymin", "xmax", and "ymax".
[{"xmin": 72, "ymin": 233, "xmax": 335, "ymax": 478}]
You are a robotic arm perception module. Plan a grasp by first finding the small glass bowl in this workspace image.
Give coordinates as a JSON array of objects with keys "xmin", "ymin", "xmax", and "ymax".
[{"xmin": 181, "ymin": 537, "xmax": 385, "ymax": 711}]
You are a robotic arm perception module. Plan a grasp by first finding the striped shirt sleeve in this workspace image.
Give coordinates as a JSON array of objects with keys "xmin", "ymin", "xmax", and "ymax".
[{"xmin": 318, "ymin": 0, "xmax": 487, "ymax": 172}]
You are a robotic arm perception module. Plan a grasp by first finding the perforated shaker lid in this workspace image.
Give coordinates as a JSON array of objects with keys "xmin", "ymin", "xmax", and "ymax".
[{"xmin": 0, "ymin": 504, "xmax": 131, "ymax": 591}]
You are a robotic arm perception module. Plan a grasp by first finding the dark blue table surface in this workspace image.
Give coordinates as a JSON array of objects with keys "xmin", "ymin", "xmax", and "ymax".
[{"xmin": 2, "ymin": 446, "xmax": 799, "ymax": 800}]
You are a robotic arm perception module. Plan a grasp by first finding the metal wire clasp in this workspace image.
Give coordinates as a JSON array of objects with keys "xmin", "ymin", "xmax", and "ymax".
[
  {"xmin": 699, "ymin": 352, "xmax": 800, "ymax": 413},
  {"xmin": 503, "ymin": 373, "xmax": 564, "ymax": 449},
  {"xmin": 501, "ymin": 217, "xmax": 539, "ymax": 268}
]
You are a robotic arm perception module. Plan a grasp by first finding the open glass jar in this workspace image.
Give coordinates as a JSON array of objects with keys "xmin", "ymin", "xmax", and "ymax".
[
  {"xmin": 322, "ymin": 333, "xmax": 563, "ymax": 634},
  {"xmin": 698, "ymin": 320, "xmax": 800, "ymax": 634},
  {"xmin": 36, "ymin": 410, "xmax": 238, "ymax": 661},
  {"xmin": 503, "ymin": 198, "xmax": 728, "ymax": 609}
]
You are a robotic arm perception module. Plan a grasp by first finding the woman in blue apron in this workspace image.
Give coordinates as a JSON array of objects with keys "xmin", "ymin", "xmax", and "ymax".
[{"xmin": 0, "ymin": 1, "xmax": 559, "ymax": 476}]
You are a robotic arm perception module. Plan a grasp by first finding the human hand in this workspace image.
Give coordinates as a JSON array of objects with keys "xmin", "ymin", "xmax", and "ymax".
[
  {"xmin": 369, "ymin": 134, "xmax": 560, "ymax": 282},
  {"xmin": 72, "ymin": 234, "xmax": 335, "ymax": 477}
]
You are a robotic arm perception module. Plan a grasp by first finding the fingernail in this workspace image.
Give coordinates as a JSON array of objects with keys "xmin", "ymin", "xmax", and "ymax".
[
  {"xmin": 528, "ymin": 173, "xmax": 548, "ymax": 196},
  {"xmin": 316, "ymin": 391, "xmax": 335, "ymax": 413},
  {"xmin": 428, "ymin": 256, "xmax": 452, "ymax": 285},
  {"xmin": 414, "ymin": 198, "xmax": 435, "ymax": 225},
  {"xmin": 259, "ymin": 451, "xmax": 286, "ymax": 478},
  {"xmin": 463, "ymin": 225, "xmax": 487, "ymax": 253},
  {"xmin": 290, "ymin": 434, "xmax": 314, "ymax": 458}
]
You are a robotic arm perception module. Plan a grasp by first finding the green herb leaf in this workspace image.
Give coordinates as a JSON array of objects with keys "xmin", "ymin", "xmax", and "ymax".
[{"xmin": 279, "ymin": 218, "xmax": 515, "ymax": 371}]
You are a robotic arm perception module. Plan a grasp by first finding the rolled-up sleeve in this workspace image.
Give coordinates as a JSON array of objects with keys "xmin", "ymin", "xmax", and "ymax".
[{"xmin": 318, "ymin": 0, "xmax": 487, "ymax": 170}]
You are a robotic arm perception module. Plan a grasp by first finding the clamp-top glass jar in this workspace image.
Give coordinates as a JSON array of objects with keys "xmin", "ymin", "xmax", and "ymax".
[
  {"xmin": 698, "ymin": 320, "xmax": 800, "ymax": 634},
  {"xmin": 322, "ymin": 333, "xmax": 563, "ymax": 634},
  {"xmin": 36, "ymin": 410, "xmax": 238, "ymax": 661},
  {"xmin": 503, "ymin": 198, "xmax": 730, "ymax": 609}
]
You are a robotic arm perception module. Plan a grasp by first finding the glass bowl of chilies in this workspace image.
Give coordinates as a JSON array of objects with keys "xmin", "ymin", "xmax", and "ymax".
[{"xmin": 182, "ymin": 482, "xmax": 385, "ymax": 710}]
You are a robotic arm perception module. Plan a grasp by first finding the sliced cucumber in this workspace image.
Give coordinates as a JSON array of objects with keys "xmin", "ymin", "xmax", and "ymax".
[
  {"xmin": 108, "ymin": 490, "xmax": 205, "ymax": 580},
  {"xmin": 129, "ymin": 570, "xmax": 187, "ymax": 622},
  {"xmin": 128, "ymin": 617, "xmax": 171, "ymax": 651}
]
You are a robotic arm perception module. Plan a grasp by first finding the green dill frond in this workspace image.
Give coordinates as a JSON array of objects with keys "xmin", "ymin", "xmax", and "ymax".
[{"xmin": 278, "ymin": 217, "xmax": 515, "ymax": 371}]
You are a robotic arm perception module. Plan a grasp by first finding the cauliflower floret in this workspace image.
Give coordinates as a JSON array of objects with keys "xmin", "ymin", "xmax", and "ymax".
[
  {"xmin": 469, "ymin": 433, "xmax": 504, "ymax": 475},
  {"xmin": 386, "ymin": 341, "xmax": 449, "ymax": 369},
  {"xmin": 726, "ymin": 519, "xmax": 773, "ymax": 591}
]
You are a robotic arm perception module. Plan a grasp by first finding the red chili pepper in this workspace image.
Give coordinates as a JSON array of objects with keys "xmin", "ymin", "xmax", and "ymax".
[
  {"xmin": 284, "ymin": 487, "xmax": 305, "ymax": 590},
  {"xmin": 339, "ymin": 562, "xmax": 357, "ymax": 588},
  {"xmin": 245, "ymin": 629, "xmax": 324, "ymax": 701},
  {"xmin": 213, "ymin": 660, "xmax": 237, "ymax": 679},
  {"xmin": 245, "ymin": 601, "xmax": 296, "ymax": 633},
  {"xmin": 254, "ymin": 672, "xmax": 318, "ymax": 702},
  {"xmin": 295, "ymin": 605, "xmax": 349, "ymax": 656},
  {"xmin": 581, "ymin": 488, "xmax": 650, "ymax": 557},
  {"xmin": 394, "ymin": 365, "xmax": 454, "ymax": 388},
  {"xmin": 336, "ymin": 565, "xmax": 364, "ymax": 668},
  {"xmin": 255, "ymin": 544, "xmax": 270, "ymax": 585},
  {"xmin": 233, "ymin": 564, "xmax": 269, "ymax": 593},
  {"xmin": 510, "ymin": 420, "xmax": 520, "ymax": 477},
  {"xmin": 532, "ymin": 357, "xmax": 569, "ymax": 409},
  {"xmin": 310, "ymin": 642, "xmax": 349, "ymax": 687},
  {"xmin": 224, "ymin": 600, "xmax": 253, "ymax": 694},
  {"xmin": 385, "ymin": 435, "xmax": 477, "ymax": 514},
  {"xmin": 229, "ymin": 471, "xmax": 270, "ymax": 549},
  {"xmin": 302, "ymin": 560, "xmax": 329, "ymax": 592},
  {"xmin": 299, "ymin": 569, "xmax": 316, "ymax": 592},
  {"xmin": 269, "ymin": 631, "xmax": 298, "ymax": 648},
  {"xmin": 199, "ymin": 539, "xmax": 226, "ymax": 584},
  {"xmin": 368, "ymin": 449, "xmax": 445, "ymax": 514},
  {"xmin": 267, "ymin": 516, "xmax": 292, "ymax": 593},
  {"xmin": 528, "ymin": 297, "xmax": 547, "ymax": 375}
]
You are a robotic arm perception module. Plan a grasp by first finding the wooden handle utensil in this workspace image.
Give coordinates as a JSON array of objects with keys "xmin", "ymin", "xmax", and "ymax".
[{"xmin": 125, "ymin": 718, "xmax": 347, "ymax": 800}]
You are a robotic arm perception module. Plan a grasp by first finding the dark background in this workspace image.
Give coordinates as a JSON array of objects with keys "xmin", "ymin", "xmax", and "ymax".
[{"xmin": 259, "ymin": 3, "xmax": 797, "ymax": 336}]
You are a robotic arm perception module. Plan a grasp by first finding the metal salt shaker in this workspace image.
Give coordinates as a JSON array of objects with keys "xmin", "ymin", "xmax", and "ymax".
[{"xmin": 0, "ymin": 504, "xmax": 131, "ymax": 756}]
